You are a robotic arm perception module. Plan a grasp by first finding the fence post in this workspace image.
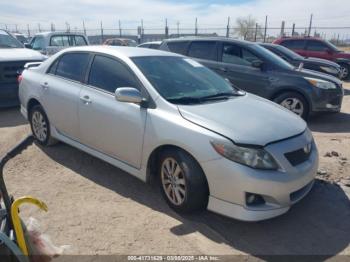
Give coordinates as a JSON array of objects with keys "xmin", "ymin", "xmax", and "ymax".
[
  {"xmin": 83, "ymin": 20, "xmax": 86, "ymax": 35},
  {"xmin": 226, "ymin": 16, "xmax": 230, "ymax": 38},
  {"xmin": 263, "ymin": 15, "xmax": 267, "ymax": 43},
  {"xmin": 195, "ymin": 17, "xmax": 198, "ymax": 36},
  {"xmin": 165, "ymin": 18, "xmax": 169, "ymax": 38},
  {"xmin": 119, "ymin": 20, "xmax": 122, "ymax": 37},
  {"xmin": 292, "ymin": 23, "xmax": 295, "ymax": 36},
  {"xmin": 177, "ymin": 21, "xmax": 180, "ymax": 37},
  {"xmin": 27, "ymin": 24, "xmax": 30, "ymax": 37},
  {"xmin": 280, "ymin": 21, "xmax": 285, "ymax": 37},
  {"xmin": 254, "ymin": 23, "xmax": 258, "ymax": 42},
  {"xmin": 100, "ymin": 21, "xmax": 103, "ymax": 44},
  {"xmin": 38, "ymin": 23, "xmax": 41, "ymax": 33},
  {"xmin": 308, "ymin": 14, "xmax": 313, "ymax": 37}
]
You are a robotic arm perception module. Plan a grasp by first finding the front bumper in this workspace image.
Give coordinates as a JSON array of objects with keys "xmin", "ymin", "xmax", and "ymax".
[
  {"xmin": 202, "ymin": 130, "xmax": 318, "ymax": 221},
  {"xmin": 0, "ymin": 82, "xmax": 20, "ymax": 107},
  {"xmin": 311, "ymin": 85, "xmax": 344, "ymax": 113}
]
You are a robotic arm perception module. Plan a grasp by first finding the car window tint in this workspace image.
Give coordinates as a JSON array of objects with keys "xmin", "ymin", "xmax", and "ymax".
[
  {"xmin": 280, "ymin": 40, "xmax": 305, "ymax": 49},
  {"xmin": 166, "ymin": 41, "xmax": 189, "ymax": 55},
  {"xmin": 222, "ymin": 44, "xmax": 251, "ymax": 66},
  {"xmin": 55, "ymin": 53, "xmax": 90, "ymax": 81},
  {"xmin": 306, "ymin": 40, "xmax": 329, "ymax": 51},
  {"xmin": 88, "ymin": 55, "xmax": 140, "ymax": 93},
  {"xmin": 188, "ymin": 41, "xmax": 217, "ymax": 61},
  {"xmin": 31, "ymin": 36, "xmax": 45, "ymax": 50},
  {"xmin": 74, "ymin": 36, "xmax": 87, "ymax": 46}
]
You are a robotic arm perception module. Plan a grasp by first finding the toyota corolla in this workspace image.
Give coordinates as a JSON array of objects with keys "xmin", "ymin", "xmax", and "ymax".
[{"xmin": 19, "ymin": 46, "xmax": 318, "ymax": 221}]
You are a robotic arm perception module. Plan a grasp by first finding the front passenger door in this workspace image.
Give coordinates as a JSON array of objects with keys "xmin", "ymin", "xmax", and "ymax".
[{"xmin": 78, "ymin": 55, "xmax": 147, "ymax": 168}]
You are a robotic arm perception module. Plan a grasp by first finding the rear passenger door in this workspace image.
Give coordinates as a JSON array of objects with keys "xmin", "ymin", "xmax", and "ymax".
[
  {"xmin": 42, "ymin": 52, "xmax": 90, "ymax": 140},
  {"xmin": 78, "ymin": 54, "xmax": 147, "ymax": 168},
  {"xmin": 215, "ymin": 42, "xmax": 271, "ymax": 97}
]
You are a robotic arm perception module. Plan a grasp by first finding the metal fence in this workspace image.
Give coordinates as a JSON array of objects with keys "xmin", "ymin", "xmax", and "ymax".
[{"xmin": 1, "ymin": 20, "xmax": 350, "ymax": 46}]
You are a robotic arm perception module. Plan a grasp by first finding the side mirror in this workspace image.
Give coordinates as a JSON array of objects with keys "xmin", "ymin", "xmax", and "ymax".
[
  {"xmin": 115, "ymin": 87, "xmax": 143, "ymax": 104},
  {"xmin": 24, "ymin": 43, "xmax": 32, "ymax": 49},
  {"xmin": 251, "ymin": 60, "xmax": 264, "ymax": 69}
]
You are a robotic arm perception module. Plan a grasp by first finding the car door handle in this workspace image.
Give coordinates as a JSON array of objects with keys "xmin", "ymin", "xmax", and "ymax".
[
  {"xmin": 41, "ymin": 82, "xmax": 49, "ymax": 90},
  {"xmin": 80, "ymin": 95, "xmax": 92, "ymax": 104}
]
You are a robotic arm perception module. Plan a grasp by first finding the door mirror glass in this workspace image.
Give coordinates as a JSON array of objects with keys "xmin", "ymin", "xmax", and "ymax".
[
  {"xmin": 115, "ymin": 87, "xmax": 143, "ymax": 104},
  {"xmin": 251, "ymin": 60, "xmax": 263, "ymax": 69}
]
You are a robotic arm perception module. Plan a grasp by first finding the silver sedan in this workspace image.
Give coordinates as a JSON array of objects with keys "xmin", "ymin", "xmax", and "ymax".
[{"xmin": 19, "ymin": 46, "xmax": 318, "ymax": 221}]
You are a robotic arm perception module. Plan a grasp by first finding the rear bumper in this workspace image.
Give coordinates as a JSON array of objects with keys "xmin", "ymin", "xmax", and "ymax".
[{"xmin": 0, "ymin": 83, "xmax": 20, "ymax": 107}]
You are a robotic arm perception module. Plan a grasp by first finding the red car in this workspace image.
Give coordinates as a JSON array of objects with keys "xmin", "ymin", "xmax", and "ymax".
[{"xmin": 273, "ymin": 37, "xmax": 350, "ymax": 79}]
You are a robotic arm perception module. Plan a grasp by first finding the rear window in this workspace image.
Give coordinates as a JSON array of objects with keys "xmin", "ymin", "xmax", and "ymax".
[
  {"xmin": 280, "ymin": 39, "xmax": 306, "ymax": 50},
  {"xmin": 55, "ymin": 53, "xmax": 90, "ymax": 82},
  {"xmin": 188, "ymin": 41, "xmax": 217, "ymax": 61},
  {"xmin": 166, "ymin": 41, "xmax": 189, "ymax": 55}
]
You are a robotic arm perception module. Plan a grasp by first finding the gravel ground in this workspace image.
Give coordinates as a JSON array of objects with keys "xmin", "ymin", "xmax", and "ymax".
[{"xmin": 0, "ymin": 83, "xmax": 349, "ymax": 258}]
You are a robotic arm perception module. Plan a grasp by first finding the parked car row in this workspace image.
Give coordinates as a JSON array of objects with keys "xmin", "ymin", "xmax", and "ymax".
[{"xmin": 18, "ymin": 46, "xmax": 318, "ymax": 221}]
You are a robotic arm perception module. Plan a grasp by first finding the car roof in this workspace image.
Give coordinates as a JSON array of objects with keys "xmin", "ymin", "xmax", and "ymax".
[
  {"xmin": 139, "ymin": 41, "xmax": 162, "ymax": 45},
  {"xmin": 60, "ymin": 45, "xmax": 182, "ymax": 58},
  {"xmin": 277, "ymin": 36, "xmax": 323, "ymax": 41},
  {"xmin": 34, "ymin": 31, "xmax": 87, "ymax": 37},
  {"xmin": 163, "ymin": 37, "xmax": 256, "ymax": 46}
]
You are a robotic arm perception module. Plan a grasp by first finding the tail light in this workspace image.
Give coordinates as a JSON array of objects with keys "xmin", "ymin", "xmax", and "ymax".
[{"xmin": 17, "ymin": 74, "xmax": 23, "ymax": 84}]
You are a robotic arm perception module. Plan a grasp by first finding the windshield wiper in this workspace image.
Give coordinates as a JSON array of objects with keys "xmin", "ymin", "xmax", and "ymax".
[
  {"xmin": 167, "ymin": 97, "xmax": 202, "ymax": 105},
  {"xmin": 200, "ymin": 92, "xmax": 242, "ymax": 101}
]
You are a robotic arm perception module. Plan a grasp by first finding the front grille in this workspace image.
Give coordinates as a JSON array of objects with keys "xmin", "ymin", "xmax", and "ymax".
[
  {"xmin": 284, "ymin": 144, "xmax": 312, "ymax": 166},
  {"xmin": 0, "ymin": 61, "xmax": 33, "ymax": 84}
]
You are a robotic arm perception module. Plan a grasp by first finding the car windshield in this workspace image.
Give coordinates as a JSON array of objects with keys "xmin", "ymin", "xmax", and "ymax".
[
  {"xmin": 274, "ymin": 45, "xmax": 304, "ymax": 60},
  {"xmin": 250, "ymin": 44, "xmax": 294, "ymax": 70},
  {"xmin": 0, "ymin": 30, "xmax": 23, "ymax": 48},
  {"xmin": 325, "ymin": 40, "xmax": 341, "ymax": 52},
  {"xmin": 132, "ymin": 56, "xmax": 241, "ymax": 104}
]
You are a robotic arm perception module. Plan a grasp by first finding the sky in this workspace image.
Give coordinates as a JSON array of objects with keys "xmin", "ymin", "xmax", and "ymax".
[{"xmin": 0, "ymin": 0, "xmax": 349, "ymax": 37}]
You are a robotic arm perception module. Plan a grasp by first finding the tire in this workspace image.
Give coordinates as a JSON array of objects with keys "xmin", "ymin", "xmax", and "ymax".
[
  {"xmin": 339, "ymin": 63, "xmax": 350, "ymax": 80},
  {"xmin": 29, "ymin": 105, "xmax": 57, "ymax": 146},
  {"xmin": 158, "ymin": 148, "xmax": 209, "ymax": 213},
  {"xmin": 273, "ymin": 92, "xmax": 309, "ymax": 120}
]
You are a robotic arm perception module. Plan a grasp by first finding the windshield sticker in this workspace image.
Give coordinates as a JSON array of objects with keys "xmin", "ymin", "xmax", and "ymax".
[{"xmin": 184, "ymin": 58, "xmax": 203, "ymax": 68}]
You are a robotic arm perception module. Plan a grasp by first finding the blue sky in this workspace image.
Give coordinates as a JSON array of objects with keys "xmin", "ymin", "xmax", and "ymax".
[{"xmin": 0, "ymin": 0, "xmax": 349, "ymax": 38}]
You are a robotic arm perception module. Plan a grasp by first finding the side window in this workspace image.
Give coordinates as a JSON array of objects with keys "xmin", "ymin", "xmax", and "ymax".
[
  {"xmin": 242, "ymin": 48, "xmax": 261, "ymax": 64},
  {"xmin": 55, "ymin": 53, "xmax": 90, "ymax": 81},
  {"xmin": 47, "ymin": 58, "xmax": 60, "ymax": 74},
  {"xmin": 88, "ymin": 55, "xmax": 140, "ymax": 93},
  {"xmin": 74, "ymin": 36, "xmax": 87, "ymax": 46},
  {"xmin": 50, "ymin": 35, "xmax": 70, "ymax": 46},
  {"xmin": 222, "ymin": 44, "xmax": 251, "ymax": 66},
  {"xmin": 31, "ymin": 36, "xmax": 45, "ymax": 50},
  {"xmin": 166, "ymin": 41, "xmax": 189, "ymax": 55},
  {"xmin": 281, "ymin": 40, "xmax": 305, "ymax": 50},
  {"xmin": 306, "ymin": 41, "xmax": 329, "ymax": 52},
  {"xmin": 188, "ymin": 41, "xmax": 217, "ymax": 61}
]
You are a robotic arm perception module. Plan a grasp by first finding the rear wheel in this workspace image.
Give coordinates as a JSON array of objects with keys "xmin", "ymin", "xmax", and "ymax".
[
  {"xmin": 29, "ymin": 105, "xmax": 57, "ymax": 146},
  {"xmin": 158, "ymin": 149, "xmax": 209, "ymax": 213},
  {"xmin": 274, "ymin": 92, "xmax": 309, "ymax": 120},
  {"xmin": 339, "ymin": 63, "xmax": 350, "ymax": 80}
]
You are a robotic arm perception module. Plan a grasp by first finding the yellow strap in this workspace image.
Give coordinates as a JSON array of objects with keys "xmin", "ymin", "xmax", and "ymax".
[{"xmin": 10, "ymin": 196, "xmax": 48, "ymax": 256}]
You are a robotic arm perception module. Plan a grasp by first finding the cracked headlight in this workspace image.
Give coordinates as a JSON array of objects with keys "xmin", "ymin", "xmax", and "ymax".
[
  {"xmin": 211, "ymin": 140, "xmax": 279, "ymax": 170},
  {"xmin": 305, "ymin": 77, "xmax": 337, "ymax": 89}
]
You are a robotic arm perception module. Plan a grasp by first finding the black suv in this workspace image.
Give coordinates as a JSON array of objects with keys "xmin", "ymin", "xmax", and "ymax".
[{"xmin": 159, "ymin": 37, "xmax": 343, "ymax": 119}]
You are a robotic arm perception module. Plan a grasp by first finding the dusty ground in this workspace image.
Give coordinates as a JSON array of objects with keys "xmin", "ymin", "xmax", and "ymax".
[{"xmin": 0, "ymin": 84, "xmax": 349, "ymax": 258}]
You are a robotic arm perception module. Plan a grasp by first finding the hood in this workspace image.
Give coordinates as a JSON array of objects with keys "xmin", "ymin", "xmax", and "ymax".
[
  {"xmin": 178, "ymin": 94, "xmax": 306, "ymax": 146},
  {"xmin": 303, "ymin": 57, "xmax": 340, "ymax": 68},
  {"xmin": 295, "ymin": 68, "xmax": 342, "ymax": 85},
  {"xmin": 0, "ymin": 48, "xmax": 46, "ymax": 62}
]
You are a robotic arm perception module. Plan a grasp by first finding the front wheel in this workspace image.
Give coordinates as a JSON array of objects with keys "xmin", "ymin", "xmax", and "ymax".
[
  {"xmin": 339, "ymin": 63, "xmax": 350, "ymax": 80},
  {"xmin": 158, "ymin": 149, "xmax": 209, "ymax": 213},
  {"xmin": 274, "ymin": 92, "xmax": 309, "ymax": 120},
  {"xmin": 29, "ymin": 105, "xmax": 57, "ymax": 146}
]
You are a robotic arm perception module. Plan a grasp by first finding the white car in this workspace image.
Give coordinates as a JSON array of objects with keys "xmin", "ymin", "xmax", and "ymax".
[{"xmin": 19, "ymin": 46, "xmax": 318, "ymax": 221}]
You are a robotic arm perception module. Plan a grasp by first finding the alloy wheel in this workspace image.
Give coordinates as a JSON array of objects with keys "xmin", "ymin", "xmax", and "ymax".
[
  {"xmin": 340, "ymin": 66, "xmax": 349, "ymax": 80},
  {"xmin": 161, "ymin": 157, "xmax": 186, "ymax": 206},
  {"xmin": 32, "ymin": 111, "xmax": 48, "ymax": 142},
  {"xmin": 280, "ymin": 97, "xmax": 304, "ymax": 116}
]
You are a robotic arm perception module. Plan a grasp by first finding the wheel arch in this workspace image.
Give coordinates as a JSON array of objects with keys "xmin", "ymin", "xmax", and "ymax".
[{"xmin": 27, "ymin": 98, "xmax": 42, "ymax": 116}]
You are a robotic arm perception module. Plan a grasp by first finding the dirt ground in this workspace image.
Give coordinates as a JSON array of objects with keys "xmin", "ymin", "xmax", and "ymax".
[{"xmin": 0, "ymin": 83, "xmax": 349, "ymax": 258}]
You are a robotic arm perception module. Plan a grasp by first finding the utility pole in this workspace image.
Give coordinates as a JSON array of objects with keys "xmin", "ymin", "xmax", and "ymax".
[
  {"xmin": 308, "ymin": 14, "xmax": 313, "ymax": 37},
  {"xmin": 195, "ymin": 17, "xmax": 198, "ymax": 36},
  {"xmin": 226, "ymin": 16, "xmax": 230, "ymax": 38},
  {"xmin": 263, "ymin": 15, "xmax": 268, "ymax": 43},
  {"xmin": 118, "ymin": 20, "xmax": 122, "ymax": 37}
]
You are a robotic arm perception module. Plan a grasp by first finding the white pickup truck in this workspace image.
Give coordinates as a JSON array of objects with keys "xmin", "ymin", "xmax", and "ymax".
[{"xmin": 0, "ymin": 29, "xmax": 46, "ymax": 107}]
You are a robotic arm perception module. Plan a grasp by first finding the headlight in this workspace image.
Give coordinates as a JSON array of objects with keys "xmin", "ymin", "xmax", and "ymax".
[
  {"xmin": 211, "ymin": 140, "xmax": 279, "ymax": 170},
  {"xmin": 304, "ymin": 77, "xmax": 337, "ymax": 89},
  {"xmin": 320, "ymin": 66, "xmax": 338, "ymax": 75}
]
